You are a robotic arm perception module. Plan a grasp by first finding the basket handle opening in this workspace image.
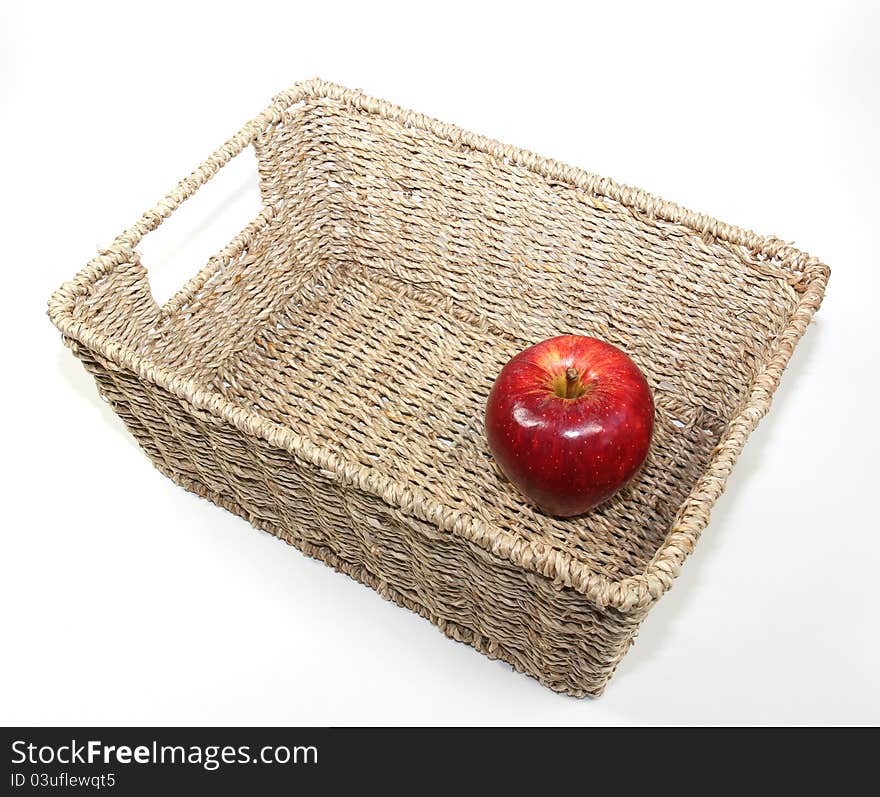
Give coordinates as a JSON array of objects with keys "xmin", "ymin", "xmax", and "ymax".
[
  {"xmin": 134, "ymin": 145, "xmax": 263, "ymax": 309},
  {"xmin": 48, "ymin": 89, "xmax": 313, "ymax": 341},
  {"xmin": 94, "ymin": 96, "xmax": 296, "ymax": 310}
]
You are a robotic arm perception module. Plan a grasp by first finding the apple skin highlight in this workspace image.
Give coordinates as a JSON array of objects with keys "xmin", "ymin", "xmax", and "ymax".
[{"xmin": 485, "ymin": 334, "xmax": 655, "ymax": 517}]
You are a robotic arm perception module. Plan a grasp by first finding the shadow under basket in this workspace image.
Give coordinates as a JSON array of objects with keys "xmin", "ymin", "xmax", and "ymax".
[{"xmin": 48, "ymin": 79, "xmax": 829, "ymax": 696}]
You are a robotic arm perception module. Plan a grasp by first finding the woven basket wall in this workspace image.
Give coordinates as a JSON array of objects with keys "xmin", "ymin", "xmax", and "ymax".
[{"xmin": 48, "ymin": 79, "xmax": 829, "ymax": 696}]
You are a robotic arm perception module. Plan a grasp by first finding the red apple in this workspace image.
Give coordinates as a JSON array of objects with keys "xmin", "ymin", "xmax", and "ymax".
[{"xmin": 485, "ymin": 335, "xmax": 654, "ymax": 517}]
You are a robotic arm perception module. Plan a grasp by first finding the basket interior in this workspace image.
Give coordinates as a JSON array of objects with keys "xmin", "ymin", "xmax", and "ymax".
[{"xmin": 137, "ymin": 94, "xmax": 802, "ymax": 581}]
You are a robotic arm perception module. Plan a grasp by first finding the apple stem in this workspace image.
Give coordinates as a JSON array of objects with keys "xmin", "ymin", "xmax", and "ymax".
[{"xmin": 565, "ymin": 367, "xmax": 580, "ymax": 399}]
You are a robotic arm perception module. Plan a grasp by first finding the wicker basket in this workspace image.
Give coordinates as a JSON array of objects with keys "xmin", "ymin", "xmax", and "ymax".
[{"xmin": 48, "ymin": 79, "xmax": 829, "ymax": 696}]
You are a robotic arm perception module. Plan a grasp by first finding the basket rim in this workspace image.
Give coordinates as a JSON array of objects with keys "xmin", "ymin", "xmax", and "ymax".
[{"xmin": 48, "ymin": 78, "xmax": 830, "ymax": 613}]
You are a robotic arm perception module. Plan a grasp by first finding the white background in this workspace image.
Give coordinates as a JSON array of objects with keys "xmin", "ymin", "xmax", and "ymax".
[{"xmin": 2, "ymin": 0, "xmax": 878, "ymax": 726}]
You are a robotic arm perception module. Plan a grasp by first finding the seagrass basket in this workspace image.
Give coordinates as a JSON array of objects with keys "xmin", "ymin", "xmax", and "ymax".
[{"xmin": 48, "ymin": 79, "xmax": 829, "ymax": 696}]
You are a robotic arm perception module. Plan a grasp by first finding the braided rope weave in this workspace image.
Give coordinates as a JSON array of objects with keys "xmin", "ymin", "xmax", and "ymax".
[{"xmin": 48, "ymin": 79, "xmax": 828, "ymax": 695}]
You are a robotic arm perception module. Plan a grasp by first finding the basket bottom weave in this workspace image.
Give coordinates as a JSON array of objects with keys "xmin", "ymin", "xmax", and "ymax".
[{"xmin": 209, "ymin": 263, "xmax": 723, "ymax": 584}]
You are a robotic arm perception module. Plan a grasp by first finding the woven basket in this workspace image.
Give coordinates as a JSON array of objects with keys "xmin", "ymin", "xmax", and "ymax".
[{"xmin": 48, "ymin": 79, "xmax": 829, "ymax": 696}]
